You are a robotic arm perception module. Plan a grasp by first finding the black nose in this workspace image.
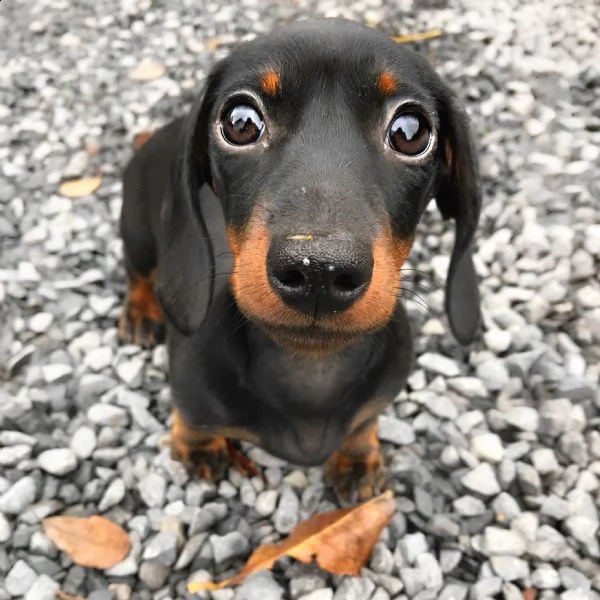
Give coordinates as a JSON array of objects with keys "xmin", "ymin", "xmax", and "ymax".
[{"xmin": 267, "ymin": 234, "xmax": 373, "ymax": 315}]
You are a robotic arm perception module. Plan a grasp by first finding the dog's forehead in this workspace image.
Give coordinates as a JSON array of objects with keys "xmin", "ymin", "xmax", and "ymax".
[{"xmin": 217, "ymin": 19, "xmax": 435, "ymax": 98}]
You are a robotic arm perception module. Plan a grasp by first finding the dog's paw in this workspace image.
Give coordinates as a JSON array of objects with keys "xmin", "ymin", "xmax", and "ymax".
[
  {"xmin": 323, "ymin": 446, "xmax": 386, "ymax": 504},
  {"xmin": 118, "ymin": 272, "xmax": 164, "ymax": 348},
  {"xmin": 118, "ymin": 309, "xmax": 165, "ymax": 349},
  {"xmin": 168, "ymin": 411, "xmax": 261, "ymax": 482},
  {"xmin": 170, "ymin": 431, "xmax": 232, "ymax": 482}
]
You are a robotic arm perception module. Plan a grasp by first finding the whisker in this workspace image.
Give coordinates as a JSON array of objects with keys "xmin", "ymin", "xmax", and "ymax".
[
  {"xmin": 399, "ymin": 268, "xmax": 435, "ymax": 278},
  {"xmin": 400, "ymin": 279, "xmax": 443, "ymax": 297},
  {"xmin": 399, "ymin": 289, "xmax": 430, "ymax": 312}
]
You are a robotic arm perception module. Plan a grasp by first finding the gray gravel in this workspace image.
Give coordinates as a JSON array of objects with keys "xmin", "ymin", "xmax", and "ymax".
[{"xmin": 1, "ymin": 0, "xmax": 599, "ymax": 598}]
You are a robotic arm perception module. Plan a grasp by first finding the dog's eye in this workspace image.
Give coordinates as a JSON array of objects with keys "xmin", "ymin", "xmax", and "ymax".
[
  {"xmin": 221, "ymin": 105, "xmax": 265, "ymax": 146},
  {"xmin": 388, "ymin": 112, "xmax": 431, "ymax": 156}
]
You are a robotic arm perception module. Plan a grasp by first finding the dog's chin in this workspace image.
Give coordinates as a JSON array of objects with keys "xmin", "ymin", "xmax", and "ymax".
[{"xmin": 253, "ymin": 319, "xmax": 380, "ymax": 358}]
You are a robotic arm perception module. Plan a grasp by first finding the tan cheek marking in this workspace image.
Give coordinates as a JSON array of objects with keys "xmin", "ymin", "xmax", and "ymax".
[
  {"xmin": 228, "ymin": 216, "xmax": 308, "ymax": 326},
  {"xmin": 393, "ymin": 236, "xmax": 415, "ymax": 269},
  {"xmin": 341, "ymin": 229, "xmax": 414, "ymax": 332},
  {"xmin": 226, "ymin": 226, "xmax": 242, "ymax": 262},
  {"xmin": 378, "ymin": 71, "xmax": 398, "ymax": 96},
  {"xmin": 228, "ymin": 214, "xmax": 414, "ymax": 356},
  {"xmin": 260, "ymin": 71, "xmax": 281, "ymax": 96}
]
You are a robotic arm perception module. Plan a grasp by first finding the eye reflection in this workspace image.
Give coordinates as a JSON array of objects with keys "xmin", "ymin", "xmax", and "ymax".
[
  {"xmin": 392, "ymin": 115, "xmax": 420, "ymax": 140},
  {"xmin": 221, "ymin": 104, "xmax": 265, "ymax": 146},
  {"xmin": 388, "ymin": 112, "xmax": 431, "ymax": 156}
]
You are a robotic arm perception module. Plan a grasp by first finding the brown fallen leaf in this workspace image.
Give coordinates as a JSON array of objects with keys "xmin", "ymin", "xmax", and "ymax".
[
  {"xmin": 130, "ymin": 60, "xmax": 166, "ymax": 81},
  {"xmin": 523, "ymin": 588, "xmax": 538, "ymax": 600},
  {"xmin": 58, "ymin": 176, "xmax": 102, "ymax": 198},
  {"xmin": 204, "ymin": 36, "xmax": 223, "ymax": 51},
  {"xmin": 393, "ymin": 29, "xmax": 443, "ymax": 44},
  {"xmin": 56, "ymin": 590, "xmax": 86, "ymax": 600},
  {"xmin": 188, "ymin": 490, "xmax": 395, "ymax": 592},
  {"xmin": 204, "ymin": 33, "xmax": 238, "ymax": 51},
  {"xmin": 43, "ymin": 515, "xmax": 131, "ymax": 569}
]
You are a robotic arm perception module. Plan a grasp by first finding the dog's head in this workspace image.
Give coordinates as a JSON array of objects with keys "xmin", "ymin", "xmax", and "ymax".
[{"xmin": 158, "ymin": 18, "xmax": 481, "ymax": 355}]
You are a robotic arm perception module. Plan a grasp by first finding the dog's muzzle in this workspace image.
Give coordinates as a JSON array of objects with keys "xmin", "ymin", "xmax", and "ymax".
[{"xmin": 267, "ymin": 233, "xmax": 373, "ymax": 316}]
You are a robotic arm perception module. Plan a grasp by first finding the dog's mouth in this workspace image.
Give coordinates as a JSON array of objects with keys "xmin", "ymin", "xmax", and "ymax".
[{"xmin": 252, "ymin": 318, "xmax": 375, "ymax": 357}]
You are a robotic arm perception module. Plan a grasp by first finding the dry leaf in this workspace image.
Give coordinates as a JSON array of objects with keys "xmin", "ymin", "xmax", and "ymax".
[
  {"xmin": 393, "ymin": 29, "xmax": 443, "ymax": 44},
  {"xmin": 56, "ymin": 590, "xmax": 86, "ymax": 600},
  {"xmin": 204, "ymin": 33, "xmax": 238, "ymax": 50},
  {"xmin": 85, "ymin": 140, "xmax": 100, "ymax": 157},
  {"xmin": 43, "ymin": 515, "xmax": 131, "ymax": 569},
  {"xmin": 205, "ymin": 37, "xmax": 223, "ymax": 50},
  {"xmin": 130, "ymin": 60, "xmax": 166, "ymax": 81},
  {"xmin": 188, "ymin": 490, "xmax": 395, "ymax": 592},
  {"xmin": 58, "ymin": 176, "xmax": 102, "ymax": 198}
]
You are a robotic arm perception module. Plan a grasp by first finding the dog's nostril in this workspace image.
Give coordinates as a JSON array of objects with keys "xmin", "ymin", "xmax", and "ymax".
[
  {"xmin": 277, "ymin": 269, "xmax": 306, "ymax": 290},
  {"xmin": 332, "ymin": 272, "xmax": 362, "ymax": 292}
]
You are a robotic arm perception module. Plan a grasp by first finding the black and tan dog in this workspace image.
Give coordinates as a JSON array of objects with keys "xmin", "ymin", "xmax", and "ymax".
[{"xmin": 118, "ymin": 18, "xmax": 481, "ymax": 501}]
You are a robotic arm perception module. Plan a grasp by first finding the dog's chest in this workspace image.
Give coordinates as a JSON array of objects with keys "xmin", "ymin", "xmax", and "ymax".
[{"xmin": 245, "ymin": 343, "xmax": 374, "ymax": 414}]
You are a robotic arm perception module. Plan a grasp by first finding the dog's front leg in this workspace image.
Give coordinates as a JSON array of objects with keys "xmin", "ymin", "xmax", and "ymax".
[
  {"xmin": 169, "ymin": 410, "xmax": 232, "ymax": 481},
  {"xmin": 323, "ymin": 418, "xmax": 385, "ymax": 504}
]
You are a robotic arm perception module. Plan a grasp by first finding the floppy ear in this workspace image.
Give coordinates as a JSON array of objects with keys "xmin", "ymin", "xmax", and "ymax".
[
  {"xmin": 435, "ymin": 89, "xmax": 482, "ymax": 345},
  {"xmin": 156, "ymin": 71, "xmax": 227, "ymax": 335}
]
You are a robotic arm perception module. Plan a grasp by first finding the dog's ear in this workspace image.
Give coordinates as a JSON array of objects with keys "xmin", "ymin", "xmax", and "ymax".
[
  {"xmin": 156, "ymin": 70, "xmax": 225, "ymax": 335},
  {"xmin": 435, "ymin": 88, "xmax": 482, "ymax": 345}
]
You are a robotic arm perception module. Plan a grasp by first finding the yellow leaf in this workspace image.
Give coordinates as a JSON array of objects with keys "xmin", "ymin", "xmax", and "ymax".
[
  {"xmin": 188, "ymin": 490, "xmax": 395, "ymax": 592},
  {"xmin": 392, "ymin": 29, "xmax": 443, "ymax": 44},
  {"xmin": 205, "ymin": 37, "xmax": 223, "ymax": 50},
  {"xmin": 58, "ymin": 176, "xmax": 101, "ymax": 198},
  {"xmin": 56, "ymin": 590, "xmax": 86, "ymax": 600},
  {"xmin": 130, "ymin": 60, "xmax": 166, "ymax": 81},
  {"xmin": 43, "ymin": 515, "xmax": 131, "ymax": 569}
]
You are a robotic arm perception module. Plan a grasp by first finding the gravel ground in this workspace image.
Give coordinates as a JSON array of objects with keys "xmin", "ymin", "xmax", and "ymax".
[{"xmin": 1, "ymin": 0, "xmax": 600, "ymax": 599}]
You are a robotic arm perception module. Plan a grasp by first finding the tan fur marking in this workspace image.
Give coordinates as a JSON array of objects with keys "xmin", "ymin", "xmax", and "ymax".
[
  {"xmin": 324, "ymin": 419, "xmax": 385, "ymax": 501},
  {"xmin": 348, "ymin": 398, "xmax": 390, "ymax": 433},
  {"xmin": 378, "ymin": 71, "xmax": 398, "ymax": 96},
  {"xmin": 169, "ymin": 410, "xmax": 261, "ymax": 480},
  {"xmin": 170, "ymin": 409, "xmax": 261, "ymax": 447},
  {"xmin": 444, "ymin": 139, "xmax": 453, "ymax": 169},
  {"xmin": 126, "ymin": 269, "xmax": 162, "ymax": 324},
  {"xmin": 133, "ymin": 131, "xmax": 153, "ymax": 150},
  {"xmin": 260, "ymin": 71, "xmax": 281, "ymax": 95}
]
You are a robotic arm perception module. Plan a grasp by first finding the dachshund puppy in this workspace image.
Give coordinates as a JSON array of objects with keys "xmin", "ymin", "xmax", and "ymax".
[{"xmin": 118, "ymin": 18, "xmax": 481, "ymax": 501}]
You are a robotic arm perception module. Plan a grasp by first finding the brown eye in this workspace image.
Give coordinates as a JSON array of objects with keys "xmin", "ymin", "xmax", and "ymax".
[
  {"xmin": 388, "ymin": 111, "xmax": 431, "ymax": 156},
  {"xmin": 221, "ymin": 104, "xmax": 265, "ymax": 146}
]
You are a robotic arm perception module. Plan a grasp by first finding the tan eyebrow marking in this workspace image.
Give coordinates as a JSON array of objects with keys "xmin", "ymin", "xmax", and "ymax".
[
  {"xmin": 377, "ymin": 71, "xmax": 398, "ymax": 96},
  {"xmin": 260, "ymin": 71, "xmax": 281, "ymax": 95}
]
